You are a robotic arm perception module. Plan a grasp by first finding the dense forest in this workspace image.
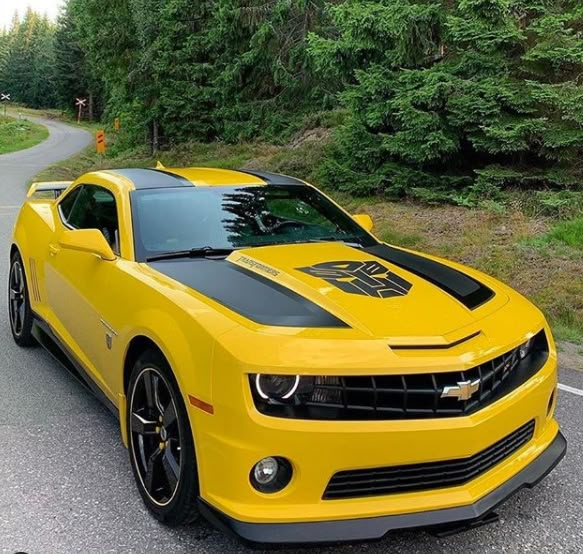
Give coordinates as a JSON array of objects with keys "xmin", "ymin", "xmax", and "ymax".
[{"xmin": 0, "ymin": 1, "xmax": 582, "ymax": 201}]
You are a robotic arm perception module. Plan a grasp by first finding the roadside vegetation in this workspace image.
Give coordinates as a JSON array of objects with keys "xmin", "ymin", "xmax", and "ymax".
[
  {"xmin": 2, "ymin": 2, "xmax": 582, "ymax": 199},
  {"xmin": 0, "ymin": 115, "xmax": 48, "ymax": 155}
]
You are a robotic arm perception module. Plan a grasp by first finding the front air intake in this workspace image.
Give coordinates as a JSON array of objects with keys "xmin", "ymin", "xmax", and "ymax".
[{"xmin": 324, "ymin": 420, "xmax": 535, "ymax": 499}]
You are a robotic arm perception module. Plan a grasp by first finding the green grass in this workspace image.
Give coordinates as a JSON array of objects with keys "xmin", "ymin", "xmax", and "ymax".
[
  {"xmin": 552, "ymin": 318, "xmax": 583, "ymax": 345},
  {"xmin": 0, "ymin": 115, "xmax": 49, "ymax": 154},
  {"xmin": 378, "ymin": 227, "xmax": 424, "ymax": 249},
  {"xmin": 8, "ymin": 105, "xmax": 63, "ymax": 120},
  {"xmin": 541, "ymin": 217, "xmax": 583, "ymax": 251},
  {"xmin": 525, "ymin": 216, "xmax": 583, "ymax": 261},
  {"xmin": 31, "ymin": 141, "xmax": 277, "ymax": 184}
]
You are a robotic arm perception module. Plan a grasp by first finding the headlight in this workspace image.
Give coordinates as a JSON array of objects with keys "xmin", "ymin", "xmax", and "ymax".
[
  {"xmin": 255, "ymin": 374, "xmax": 300, "ymax": 401},
  {"xmin": 253, "ymin": 374, "xmax": 314, "ymax": 402}
]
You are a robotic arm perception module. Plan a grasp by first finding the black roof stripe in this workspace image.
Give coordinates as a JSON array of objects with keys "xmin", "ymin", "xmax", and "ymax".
[
  {"xmin": 365, "ymin": 244, "xmax": 495, "ymax": 310},
  {"xmin": 109, "ymin": 168, "xmax": 192, "ymax": 189},
  {"xmin": 236, "ymin": 168, "xmax": 305, "ymax": 186}
]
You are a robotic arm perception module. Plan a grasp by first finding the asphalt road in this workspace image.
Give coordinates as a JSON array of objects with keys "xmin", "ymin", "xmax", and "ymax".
[{"xmin": 0, "ymin": 118, "xmax": 582, "ymax": 554}]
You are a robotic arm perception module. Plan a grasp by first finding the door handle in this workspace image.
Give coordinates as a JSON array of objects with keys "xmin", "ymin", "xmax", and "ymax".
[{"xmin": 49, "ymin": 244, "xmax": 60, "ymax": 257}]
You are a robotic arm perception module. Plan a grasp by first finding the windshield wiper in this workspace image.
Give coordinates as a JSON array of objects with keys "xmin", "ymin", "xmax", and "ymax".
[
  {"xmin": 238, "ymin": 237, "xmax": 364, "ymax": 249},
  {"xmin": 146, "ymin": 246, "xmax": 235, "ymax": 262}
]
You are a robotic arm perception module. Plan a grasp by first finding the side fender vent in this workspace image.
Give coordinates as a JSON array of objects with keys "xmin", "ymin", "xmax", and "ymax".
[{"xmin": 29, "ymin": 258, "xmax": 41, "ymax": 302}]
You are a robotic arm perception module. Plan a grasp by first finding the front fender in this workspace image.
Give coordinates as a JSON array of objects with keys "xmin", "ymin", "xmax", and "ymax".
[{"xmin": 118, "ymin": 305, "xmax": 217, "ymax": 419}]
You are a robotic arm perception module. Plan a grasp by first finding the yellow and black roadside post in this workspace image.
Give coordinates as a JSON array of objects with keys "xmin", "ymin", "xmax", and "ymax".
[{"xmin": 96, "ymin": 129, "xmax": 106, "ymax": 166}]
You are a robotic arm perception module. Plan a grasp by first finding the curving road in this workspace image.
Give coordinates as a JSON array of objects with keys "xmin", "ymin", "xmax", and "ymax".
[{"xmin": 0, "ymin": 118, "xmax": 582, "ymax": 553}]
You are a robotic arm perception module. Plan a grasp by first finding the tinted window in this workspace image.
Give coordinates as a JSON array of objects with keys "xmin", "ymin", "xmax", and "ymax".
[
  {"xmin": 66, "ymin": 185, "xmax": 120, "ymax": 254},
  {"xmin": 131, "ymin": 185, "xmax": 376, "ymax": 261},
  {"xmin": 58, "ymin": 186, "xmax": 82, "ymax": 221}
]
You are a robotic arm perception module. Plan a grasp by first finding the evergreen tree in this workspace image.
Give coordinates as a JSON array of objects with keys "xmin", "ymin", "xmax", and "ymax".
[
  {"xmin": 0, "ymin": 30, "xmax": 9, "ymax": 81},
  {"xmin": 0, "ymin": 0, "xmax": 581, "ymax": 201},
  {"xmin": 309, "ymin": 0, "xmax": 583, "ymax": 199},
  {"xmin": 53, "ymin": 3, "xmax": 100, "ymax": 116},
  {"xmin": 28, "ymin": 15, "xmax": 57, "ymax": 108},
  {"xmin": 153, "ymin": 0, "xmax": 217, "ymax": 142},
  {"xmin": 69, "ymin": 0, "xmax": 141, "ymax": 135},
  {"xmin": 210, "ymin": 0, "xmax": 334, "ymax": 142},
  {"xmin": 0, "ymin": 10, "xmax": 59, "ymax": 109}
]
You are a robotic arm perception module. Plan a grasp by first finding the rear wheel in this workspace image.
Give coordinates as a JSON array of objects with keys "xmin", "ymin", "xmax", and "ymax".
[
  {"xmin": 8, "ymin": 251, "xmax": 35, "ymax": 347},
  {"xmin": 127, "ymin": 349, "xmax": 200, "ymax": 525}
]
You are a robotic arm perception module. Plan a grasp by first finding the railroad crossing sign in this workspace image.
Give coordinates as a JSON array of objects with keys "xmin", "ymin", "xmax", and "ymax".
[
  {"xmin": 96, "ymin": 130, "xmax": 106, "ymax": 154},
  {"xmin": 75, "ymin": 97, "xmax": 87, "ymax": 123},
  {"xmin": 1, "ymin": 93, "xmax": 10, "ymax": 116}
]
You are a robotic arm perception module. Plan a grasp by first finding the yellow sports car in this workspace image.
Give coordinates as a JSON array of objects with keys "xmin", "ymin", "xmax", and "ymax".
[{"xmin": 9, "ymin": 166, "xmax": 565, "ymax": 545}]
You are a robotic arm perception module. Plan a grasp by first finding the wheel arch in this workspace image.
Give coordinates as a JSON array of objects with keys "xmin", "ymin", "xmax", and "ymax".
[
  {"xmin": 123, "ymin": 335, "xmax": 165, "ymax": 394},
  {"xmin": 118, "ymin": 309, "xmax": 214, "ymax": 448}
]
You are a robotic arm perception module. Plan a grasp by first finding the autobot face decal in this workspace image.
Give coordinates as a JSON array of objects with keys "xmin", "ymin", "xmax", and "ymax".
[{"xmin": 298, "ymin": 260, "xmax": 412, "ymax": 298}]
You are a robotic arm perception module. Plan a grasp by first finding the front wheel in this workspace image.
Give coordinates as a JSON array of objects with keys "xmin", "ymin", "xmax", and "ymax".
[
  {"xmin": 8, "ymin": 252, "xmax": 35, "ymax": 347},
  {"xmin": 126, "ymin": 349, "xmax": 200, "ymax": 525}
]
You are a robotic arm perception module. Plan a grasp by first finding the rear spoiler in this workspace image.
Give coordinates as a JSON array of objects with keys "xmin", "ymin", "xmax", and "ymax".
[{"xmin": 27, "ymin": 181, "xmax": 73, "ymax": 199}]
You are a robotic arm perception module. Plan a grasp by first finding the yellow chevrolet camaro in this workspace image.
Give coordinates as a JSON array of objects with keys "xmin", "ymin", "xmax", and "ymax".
[{"xmin": 9, "ymin": 166, "xmax": 565, "ymax": 545}]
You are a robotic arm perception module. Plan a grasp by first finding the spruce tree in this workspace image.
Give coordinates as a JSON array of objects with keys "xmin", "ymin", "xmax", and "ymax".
[{"xmin": 309, "ymin": 0, "xmax": 583, "ymax": 199}]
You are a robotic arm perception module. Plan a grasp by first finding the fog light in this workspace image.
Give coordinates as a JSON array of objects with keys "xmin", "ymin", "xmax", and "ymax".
[
  {"xmin": 254, "ymin": 457, "xmax": 278, "ymax": 485},
  {"xmin": 250, "ymin": 456, "xmax": 292, "ymax": 493}
]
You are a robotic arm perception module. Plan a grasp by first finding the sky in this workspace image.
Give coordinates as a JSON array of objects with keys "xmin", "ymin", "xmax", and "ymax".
[{"xmin": 0, "ymin": 0, "xmax": 63, "ymax": 30}]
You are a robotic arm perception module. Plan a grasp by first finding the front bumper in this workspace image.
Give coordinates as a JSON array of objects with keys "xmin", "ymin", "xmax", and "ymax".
[{"xmin": 199, "ymin": 430, "xmax": 566, "ymax": 545}]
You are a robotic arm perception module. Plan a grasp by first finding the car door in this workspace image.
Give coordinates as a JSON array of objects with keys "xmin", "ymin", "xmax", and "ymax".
[{"xmin": 44, "ymin": 183, "xmax": 122, "ymax": 402}]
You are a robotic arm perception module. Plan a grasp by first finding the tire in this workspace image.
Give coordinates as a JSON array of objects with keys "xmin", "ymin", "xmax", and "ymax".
[
  {"xmin": 126, "ymin": 348, "xmax": 200, "ymax": 525},
  {"xmin": 8, "ymin": 251, "xmax": 36, "ymax": 347}
]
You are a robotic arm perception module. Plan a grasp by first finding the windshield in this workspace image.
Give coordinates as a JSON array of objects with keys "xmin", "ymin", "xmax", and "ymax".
[{"xmin": 131, "ymin": 184, "xmax": 376, "ymax": 261}]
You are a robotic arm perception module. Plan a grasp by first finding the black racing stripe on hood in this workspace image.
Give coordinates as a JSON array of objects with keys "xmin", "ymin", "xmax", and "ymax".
[
  {"xmin": 149, "ymin": 259, "xmax": 348, "ymax": 328},
  {"xmin": 365, "ymin": 244, "xmax": 495, "ymax": 310},
  {"xmin": 109, "ymin": 168, "xmax": 192, "ymax": 189}
]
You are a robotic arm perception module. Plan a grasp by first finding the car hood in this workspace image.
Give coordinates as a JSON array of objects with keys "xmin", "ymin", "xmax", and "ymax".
[{"xmin": 148, "ymin": 242, "xmax": 509, "ymax": 341}]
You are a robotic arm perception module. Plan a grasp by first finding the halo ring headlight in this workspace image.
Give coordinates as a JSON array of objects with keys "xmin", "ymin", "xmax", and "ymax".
[{"xmin": 255, "ymin": 374, "xmax": 300, "ymax": 401}]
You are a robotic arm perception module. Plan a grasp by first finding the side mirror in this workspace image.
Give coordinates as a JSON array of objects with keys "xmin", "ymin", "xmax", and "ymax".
[
  {"xmin": 353, "ymin": 214, "xmax": 373, "ymax": 232},
  {"xmin": 58, "ymin": 229, "xmax": 116, "ymax": 261}
]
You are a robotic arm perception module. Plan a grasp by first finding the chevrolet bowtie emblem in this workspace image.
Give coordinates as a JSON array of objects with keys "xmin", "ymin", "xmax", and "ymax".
[{"xmin": 441, "ymin": 379, "xmax": 481, "ymax": 401}]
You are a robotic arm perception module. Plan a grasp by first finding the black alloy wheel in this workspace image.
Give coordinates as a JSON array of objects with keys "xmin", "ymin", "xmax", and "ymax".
[
  {"xmin": 8, "ymin": 252, "xmax": 35, "ymax": 346},
  {"xmin": 130, "ymin": 367, "xmax": 181, "ymax": 505},
  {"xmin": 127, "ymin": 349, "xmax": 199, "ymax": 525}
]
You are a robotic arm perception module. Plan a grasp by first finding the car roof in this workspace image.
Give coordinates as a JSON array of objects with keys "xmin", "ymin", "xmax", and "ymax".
[{"xmin": 99, "ymin": 167, "xmax": 306, "ymax": 190}]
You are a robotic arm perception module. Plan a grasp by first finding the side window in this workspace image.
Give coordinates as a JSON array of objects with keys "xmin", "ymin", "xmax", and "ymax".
[
  {"xmin": 58, "ymin": 186, "xmax": 82, "ymax": 221},
  {"xmin": 66, "ymin": 185, "xmax": 120, "ymax": 255}
]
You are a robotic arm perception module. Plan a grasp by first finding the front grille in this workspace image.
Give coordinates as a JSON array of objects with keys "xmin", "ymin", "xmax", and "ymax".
[
  {"xmin": 252, "ymin": 329, "xmax": 548, "ymax": 420},
  {"xmin": 324, "ymin": 420, "xmax": 535, "ymax": 500}
]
